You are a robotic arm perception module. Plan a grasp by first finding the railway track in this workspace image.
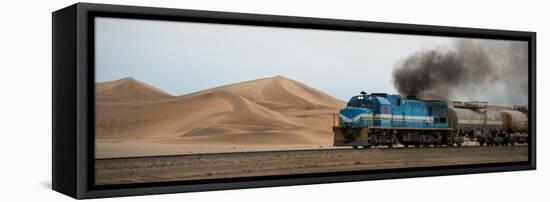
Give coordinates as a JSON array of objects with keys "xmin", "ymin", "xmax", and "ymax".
[
  {"xmin": 96, "ymin": 144, "xmax": 528, "ymax": 160},
  {"xmin": 95, "ymin": 145, "xmax": 528, "ymax": 185}
]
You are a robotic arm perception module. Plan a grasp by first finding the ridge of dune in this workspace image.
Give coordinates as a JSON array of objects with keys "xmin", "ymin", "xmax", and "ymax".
[
  {"xmin": 263, "ymin": 76, "xmax": 345, "ymax": 110},
  {"xmin": 96, "ymin": 77, "xmax": 173, "ymax": 102},
  {"xmin": 182, "ymin": 75, "xmax": 345, "ymax": 110}
]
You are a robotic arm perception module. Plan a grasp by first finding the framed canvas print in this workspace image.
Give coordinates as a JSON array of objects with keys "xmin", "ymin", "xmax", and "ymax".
[{"xmin": 52, "ymin": 3, "xmax": 536, "ymax": 199}]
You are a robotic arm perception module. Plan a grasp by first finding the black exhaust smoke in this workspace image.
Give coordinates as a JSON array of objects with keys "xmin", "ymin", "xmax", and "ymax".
[{"xmin": 392, "ymin": 39, "xmax": 528, "ymax": 106}]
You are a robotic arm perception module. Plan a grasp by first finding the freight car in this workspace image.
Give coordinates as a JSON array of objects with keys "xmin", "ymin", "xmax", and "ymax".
[
  {"xmin": 500, "ymin": 109, "xmax": 529, "ymax": 144},
  {"xmin": 332, "ymin": 92, "xmax": 528, "ymax": 148},
  {"xmin": 448, "ymin": 101, "xmax": 528, "ymax": 146}
]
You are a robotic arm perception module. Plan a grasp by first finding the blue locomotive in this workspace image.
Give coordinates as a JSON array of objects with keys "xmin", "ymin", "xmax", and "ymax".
[{"xmin": 333, "ymin": 92, "xmax": 454, "ymax": 148}]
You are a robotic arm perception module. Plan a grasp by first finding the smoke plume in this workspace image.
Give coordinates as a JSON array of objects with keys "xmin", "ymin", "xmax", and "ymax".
[{"xmin": 392, "ymin": 39, "xmax": 528, "ymax": 106}]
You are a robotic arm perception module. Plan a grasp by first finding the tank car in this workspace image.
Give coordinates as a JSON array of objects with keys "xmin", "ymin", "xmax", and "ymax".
[
  {"xmin": 500, "ymin": 109, "xmax": 528, "ymax": 144},
  {"xmin": 448, "ymin": 101, "xmax": 505, "ymax": 145}
]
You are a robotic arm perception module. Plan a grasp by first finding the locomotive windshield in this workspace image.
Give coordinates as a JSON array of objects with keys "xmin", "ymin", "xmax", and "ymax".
[{"xmin": 347, "ymin": 96, "xmax": 373, "ymax": 108}]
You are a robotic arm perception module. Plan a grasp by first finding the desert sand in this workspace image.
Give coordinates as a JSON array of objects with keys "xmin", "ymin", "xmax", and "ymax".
[{"xmin": 95, "ymin": 76, "xmax": 346, "ymax": 158}]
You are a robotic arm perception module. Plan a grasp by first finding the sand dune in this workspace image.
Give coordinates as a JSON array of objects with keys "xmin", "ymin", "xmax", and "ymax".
[
  {"xmin": 95, "ymin": 76, "xmax": 345, "ymax": 158},
  {"xmin": 96, "ymin": 77, "xmax": 173, "ymax": 103}
]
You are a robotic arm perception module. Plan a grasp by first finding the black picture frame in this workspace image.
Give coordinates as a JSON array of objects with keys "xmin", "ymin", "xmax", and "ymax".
[{"xmin": 52, "ymin": 3, "xmax": 536, "ymax": 199}]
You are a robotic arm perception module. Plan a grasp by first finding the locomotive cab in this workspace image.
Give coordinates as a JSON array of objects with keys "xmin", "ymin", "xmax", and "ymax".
[
  {"xmin": 347, "ymin": 94, "xmax": 374, "ymax": 109},
  {"xmin": 339, "ymin": 94, "xmax": 376, "ymax": 127}
]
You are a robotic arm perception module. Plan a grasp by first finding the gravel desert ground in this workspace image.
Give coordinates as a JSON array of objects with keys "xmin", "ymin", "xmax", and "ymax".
[{"xmin": 96, "ymin": 145, "xmax": 528, "ymax": 185}]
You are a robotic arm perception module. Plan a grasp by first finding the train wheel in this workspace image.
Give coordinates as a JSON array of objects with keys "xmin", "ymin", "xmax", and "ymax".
[
  {"xmin": 388, "ymin": 135, "xmax": 399, "ymax": 148},
  {"xmin": 419, "ymin": 135, "xmax": 426, "ymax": 147},
  {"xmin": 429, "ymin": 136, "xmax": 435, "ymax": 146},
  {"xmin": 391, "ymin": 135, "xmax": 398, "ymax": 145},
  {"xmin": 478, "ymin": 140, "xmax": 485, "ymax": 146}
]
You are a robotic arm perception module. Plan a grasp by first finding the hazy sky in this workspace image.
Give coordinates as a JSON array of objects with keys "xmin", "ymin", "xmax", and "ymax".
[{"xmin": 94, "ymin": 17, "xmax": 525, "ymax": 103}]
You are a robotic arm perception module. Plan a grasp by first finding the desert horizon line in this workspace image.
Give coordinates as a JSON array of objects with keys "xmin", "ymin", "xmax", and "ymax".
[
  {"xmin": 95, "ymin": 75, "xmax": 521, "ymax": 107},
  {"xmin": 96, "ymin": 74, "xmax": 353, "ymax": 101},
  {"xmin": 94, "ymin": 75, "xmax": 433, "ymax": 100},
  {"xmin": 93, "ymin": 75, "xmax": 449, "ymax": 103}
]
